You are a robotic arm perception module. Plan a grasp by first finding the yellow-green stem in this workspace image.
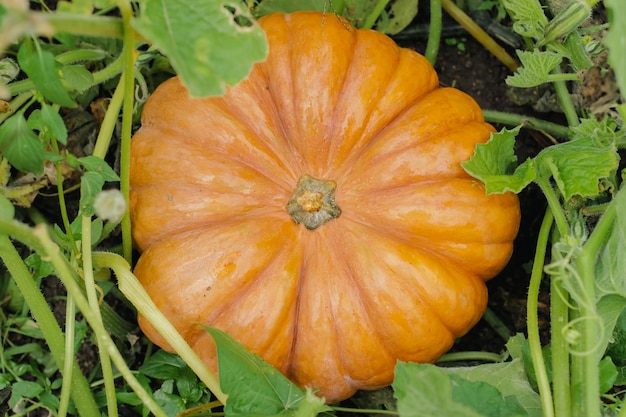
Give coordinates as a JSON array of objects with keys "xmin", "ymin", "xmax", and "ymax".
[
  {"xmin": 50, "ymin": 133, "xmax": 79, "ymax": 257},
  {"xmin": 425, "ymin": 0, "xmax": 442, "ymax": 65},
  {"xmin": 58, "ymin": 294, "xmax": 76, "ymax": 417},
  {"xmin": 528, "ymin": 209, "xmax": 556, "ymax": 417},
  {"xmin": 551, "ymin": 230, "xmax": 572, "ymax": 417},
  {"xmin": 82, "ymin": 216, "xmax": 118, "ymax": 417},
  {"xmin": 92, "ymin": 251, "xmax": 229, "ymax": 405},
  {"xmin": 441, "ymin": 0, "xmax": 519, "ymax": 72},
  {"xmin": 117, "ymin": 0, "xmax": 135, "ymax": 264},
  {"xmin": 92, "ymin": 73, "xmax": 126, "ymax": 160}
]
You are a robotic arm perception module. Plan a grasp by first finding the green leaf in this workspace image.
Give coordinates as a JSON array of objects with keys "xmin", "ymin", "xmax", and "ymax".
[
  {"xmin": 205, "ymin": 326, "xmax": 331, "ymax": 417},
  {"xmin": 570, "ymin": 116, "xmax": 624, "ymax": 145},
  {"xmin": 443, "ymin": 361, "xmax": 542, "ymax": 417},
  {"xmin": 534, "ymin": 136, "xmax": 619, "ymax": 200},
  {"xmin": 501, "ymin": 0, "xmax": 547, "ymax": 39},
  {"xmin": 465, "ymin": 120, "xmax": 620, "ymax": 199},
  {"xmin": 378, "ymin": 0, "xmax": 418, "ymax": 35},
  {"xmin": 79, "ymin": 171, "xmax": 105, "ymax": 216},
  {"xmin": 78, "ymin": 156, "xmax": 120, "ymax": 181},
  {"xmin": 450, "ymin": 374, "xmax": 527, "ymax": 417},
  {"xmin": 61, "ymin": 64, "xmax": 95, "ymax": 94},
  {"xmin": 16, "ymin": 39, "xmax": 76, "ymax": 108},
  {"xmin": 11, "ymin": 380, "xmax": 44, "ymax": 400},
  {"xmin": 595, "ymin": 187, "xmax": 626, "ymax": 358},
  {"xmin": 153, "ymin": 380, "xmax": 186, "ymax": 416},
  {"xmin": 506, "ymin": 50, "xmax": 565, "ymax": 88},
  {"xmin": 39, "ymin": 103, "xmax": 69, "ymax": 144},
  {"xmin": 132, "ymin": 0, "xmax": 268, "ymax": 98},
  {"xmin": 338, "ymin": 0, "xmax": 418, "ymax": 34},
  {"xmin": 24, "ymin": 253, "xmax": 55, "ymax": 281},
  {"xmin": 393, "ymin": 362, "xmax": 529, "ymax": 417},
  {"xmin": 604, "ymin": 0, "xmax": 626, "ymax": 101},
  {"xmin": 599, "ymin": 356, "xmax": 618, "ymax": 394},
  {"xmin": 0, "ymin": 113, "xmax": 45, "ymax": 175},
  {"xmin": 139, "ymin": 350, "xmax": 188, "ymax": 380},
  {"xmin": 176, "ymin": 367, "xmax": 204, "ymax": 402},
  {"xmin": 606, "ymin": 310, "xmax": 626, "ymax": 386},
  {"xmin": 462, "ymin": 126, "xmax": 535, "ymax": 194}
]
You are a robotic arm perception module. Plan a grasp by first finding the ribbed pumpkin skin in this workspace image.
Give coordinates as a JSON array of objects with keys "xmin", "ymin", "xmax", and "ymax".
[{"xmin": 130, "ymin": 11, "xmax": 521, "ymax": 403}]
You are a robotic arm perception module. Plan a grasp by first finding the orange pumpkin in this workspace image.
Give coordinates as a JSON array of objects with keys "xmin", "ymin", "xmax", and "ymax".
[{"xmin": 130, "ymin": 11, "xmax": 520, "ymax": 403}]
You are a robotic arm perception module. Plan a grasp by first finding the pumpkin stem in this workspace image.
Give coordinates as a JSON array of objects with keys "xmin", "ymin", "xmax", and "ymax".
[{"xmin": 287, "ymin": 174, "xmax": 341, "ymax": 230}]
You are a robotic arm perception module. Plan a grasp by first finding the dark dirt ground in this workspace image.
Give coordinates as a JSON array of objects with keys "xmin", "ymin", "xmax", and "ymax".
[{"xmin": 9, "ymin": 4, "xmax": 590, "ymax": 415}]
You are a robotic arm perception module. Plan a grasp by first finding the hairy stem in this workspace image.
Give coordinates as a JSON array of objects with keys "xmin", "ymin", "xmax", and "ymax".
[
  {"xmin": 550, "ymin": 231, "xmax": 572, "ymax": 417},
  {"xmin": 528, "ymin": 209, "xmax": 555, "ymax": 417},
  {"xmin": 58, "ymin": 294, "xmax": 76, "ymax": 417},
  {"xmin": 82, "ymin": 216, "xmax": 118, "ymax": 417},
  {"xmin": 482, "ymin": 109, "xmax": 571, "ymax": 140},
  {"xmin": 552, "ymin": 72, "xmax": 579, "ymax": 127},
  {"xmin": 44, "ymin": 12, "xmax": 124, "ymax": 38},
  {"xmin": 441, "ymin": 0, "xmax": 518, "ymax": 72},
  {"xmin": 361, "ymin": 0, "xmax": 389, "ymax": 29},
  {"xmin": 425, "ymin": 0, "xmax": 442, "ymax": 65},
  {"xmin": 572, "ymin": 191, "xmax": 619, "ymax": 417},
  {"xmin": 118, "ymin": 0, "xmax": 135, "ymax": 263}
]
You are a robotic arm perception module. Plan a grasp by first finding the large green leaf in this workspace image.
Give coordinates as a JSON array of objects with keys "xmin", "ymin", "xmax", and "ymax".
[
  {"xmin": 133, "ymin": 0, "xmax": 268, "ymax": 97},
  {"xmin": 462, "ymin": 126, "xmax": 536, "ymax": 194},
  {"xmin": 204, "ymin": 327, "xmax": 331, "ymax": 417},
  {"xmin": 595, "ymin": 188, "xmax": 626, "ymax": 357},
  {"xmin": 533, "ymin": 136, "xmax": 619, "ymax": 200},
  {"xmin": 393, "ymin": 362, "xmax": 529, "ymax": 417}
]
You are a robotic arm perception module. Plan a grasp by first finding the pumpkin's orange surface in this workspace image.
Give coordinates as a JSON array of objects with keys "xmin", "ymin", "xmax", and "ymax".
[{"xmin": 130, "ymin": 11, "xmax": 521, "ymax": 403}]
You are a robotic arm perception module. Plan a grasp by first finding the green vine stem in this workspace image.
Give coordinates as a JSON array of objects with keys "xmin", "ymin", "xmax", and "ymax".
[
  {"xmin": 331, "ymin": 406, "xmax": 398, "ymax": 415},
  {"xmin": 482, "ymin": 306, "xmax": 514, "ymax": 341},
  {"xmin": 438, "ymin": 351, "xmax": 507, "ymax": 363},
  {"xmin": 58, "ymin": 293, "xmax": 76, "ymax": 417},
  {"xmin": 92, "ymin": 71, "xmax": 126, "ymax": 159},
  {"xmin": 536, "ymin": 177, "xmax": 570, "ymax": 238},
  {"xmin": 0, "ymin": 92, "xmax": 32, "ymax": 123},
  {"xmin": 550, "ymin": 229, "xmax": 572, "ymax": 417},
  {"xmin": 92, "ymin": 251, "xmax": 229, "ymax": 405},
  {"xmin": 424, "ymin": 0, "xmax": 442, "ymax": 65},
  {"xmin": 482, "ymin": 109, "xmax": 572, "ymax": 140},
  {"xmin": 50, "ymin": 134, "xmax": 79, "ymax": 256},
  {"xmin": 528, "ymin": 209, "xmax": 555, "ymax": 417},
  {"xmin": 441, "ymin": 0, "xmax": 519, "ymax": 72},
  {"xmin": 572, "ymin": 190, "xmax": 619, "ymax": 417},
  {"xmin": 551, "ymin": 69, "xmax": 580, "ymax": 128},
  {"xmin": 0, "ymin": 232, "xmax": 100, "ymax": 417},
  {"xmin": 41, "ymin": 12, "xmax": 124, "ymax": 39},
  {"xmin": 117, "ymin": 0, "xmax": 135, "ymax": 263},
  {"xmin": 361, "ymin": 0, "xmax": 389, "ymax": 30},
  {"xmin": 82, "ymin": 215, "xmax": 118, "ymax": 417}
]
